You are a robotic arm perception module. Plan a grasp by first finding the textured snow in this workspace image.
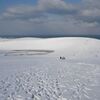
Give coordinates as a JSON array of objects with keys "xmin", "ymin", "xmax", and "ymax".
[{"xmin": 0, "ymin": 37, "xmax": 100, "ymax": 100}]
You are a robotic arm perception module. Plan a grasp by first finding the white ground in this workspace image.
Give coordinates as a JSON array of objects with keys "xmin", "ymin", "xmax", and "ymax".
[{"xmin": 0, "ymin": 37, "xmax": 100, "ymax": 100}]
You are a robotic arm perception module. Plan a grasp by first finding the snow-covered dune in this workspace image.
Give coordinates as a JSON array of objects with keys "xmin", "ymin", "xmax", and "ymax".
[
  {"xmin": 0, "ymin": 37, "xmax": 100, "ymax": 59},
  {"xmin": 0, "ymin": 37, "xmax": 100, "ymax": 100}
]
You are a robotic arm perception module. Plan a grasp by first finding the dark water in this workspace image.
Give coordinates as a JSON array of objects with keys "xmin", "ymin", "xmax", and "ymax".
[{"xmin": 0, "ymin": 35, "xmax": 100, "ymax": 40}]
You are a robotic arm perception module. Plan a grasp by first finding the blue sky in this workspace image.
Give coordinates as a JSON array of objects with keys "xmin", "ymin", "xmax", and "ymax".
[
  {"xmin": 0, "ymin": 0, "xmax": 37, "ymax": 10},
  {"xmin": 0, "ymin": 0, "xmax": 100, "ymax": 37},
  {"xmin": 0, "ymin": 0, "xmax": 37, "ymax": 6},
  {"xmin": 0, "ymin": 0, "xmax": 80, "ymax": 9}
]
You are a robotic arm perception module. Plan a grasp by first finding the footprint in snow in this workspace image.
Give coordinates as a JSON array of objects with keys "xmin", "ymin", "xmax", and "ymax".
[{"xmin": 58, "ymin": 96, "xmax": 67, "ymax": 100}]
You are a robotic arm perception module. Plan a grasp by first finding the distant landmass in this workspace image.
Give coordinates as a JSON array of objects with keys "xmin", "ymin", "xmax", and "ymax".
[{"xmin": 0, "ymin": 34, "xmax": 100, "ymax": 39}]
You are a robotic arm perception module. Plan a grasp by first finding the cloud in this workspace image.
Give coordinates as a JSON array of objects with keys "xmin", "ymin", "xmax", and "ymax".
[
  {"xmin": 0, "ymin": 0, "xmax": 100, "ymax": 36},
  {"xmin": 0, "ymin": 0, "xmax": 78, "ymax": 20},
  {"xmin": 78, "ymin": 0, "xmax": 100, "ymax": 23},
  {"xmin": 0, "ymin": 5, "xmax": 44, "ymax": 20},
  {"xmin": 38, "ymin": 0, "xmax": 77, "ymax": 14}
]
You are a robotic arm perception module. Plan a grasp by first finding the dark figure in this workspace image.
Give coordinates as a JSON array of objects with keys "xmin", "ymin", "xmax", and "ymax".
[{"xmin": 60, "ymin": 56, "xmax": 66, "ymax": 60}]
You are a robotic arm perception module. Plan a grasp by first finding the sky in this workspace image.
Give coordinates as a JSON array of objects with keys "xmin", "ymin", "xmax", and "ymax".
[{"xmin": 0, "ymin": 0, "xmax": 100, "ymax": 37}]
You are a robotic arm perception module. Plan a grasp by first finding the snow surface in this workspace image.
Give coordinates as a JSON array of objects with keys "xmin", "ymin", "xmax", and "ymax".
[
  {"xmin": 0, "ymin": 37, "xmax": 100, "ymax": 100},
  {"xmin": 0, "ymin": 37, "xmax": 100, "ymax": 59}
]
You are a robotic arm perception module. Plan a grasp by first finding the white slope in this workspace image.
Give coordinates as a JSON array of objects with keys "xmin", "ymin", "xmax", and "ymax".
[
  {"xmin": 0, "ymin": 37, "xmax": 100, "ymax": 59},
  {"xmin": 0, "ymin": 37, "xmax": 100, "ymax": 100}
]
